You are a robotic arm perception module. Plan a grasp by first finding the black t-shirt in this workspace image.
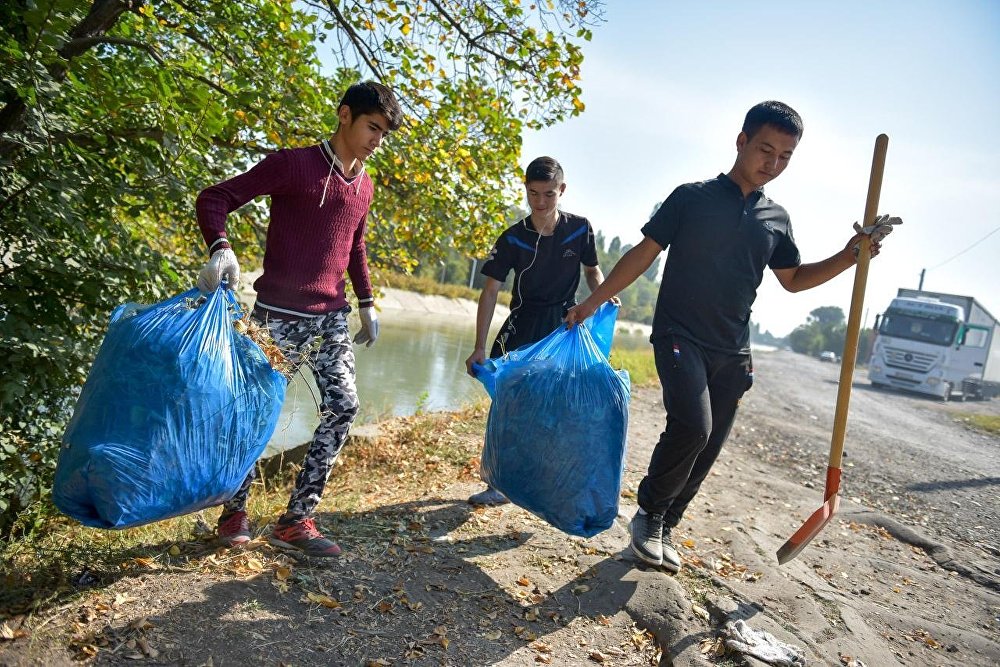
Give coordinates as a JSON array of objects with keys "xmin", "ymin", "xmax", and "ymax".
[
  {"xmin": 641, "ymin": 173, "xmax": 801, "ymax": 353},
  {"xmin": 481, "ymin": 212, "xmax": 599, "ymax": 310}
]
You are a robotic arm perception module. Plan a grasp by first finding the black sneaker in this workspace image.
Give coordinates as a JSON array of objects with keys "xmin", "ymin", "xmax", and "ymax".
[
  {"xmin": 628, "ymin": 510, "xmax": 664, "ymax": 566},
  {"xmin": 661, "ymin": 526, "xmax": 681, "ymax": 573}
]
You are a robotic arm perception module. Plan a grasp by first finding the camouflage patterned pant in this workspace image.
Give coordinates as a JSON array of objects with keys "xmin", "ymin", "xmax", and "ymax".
[{"xmin": 224, "ymin": 307, "xmax": 359, "ymax": 520}]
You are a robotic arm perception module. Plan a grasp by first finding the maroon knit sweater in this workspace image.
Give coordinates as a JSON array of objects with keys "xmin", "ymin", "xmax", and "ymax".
[{"xmin": 196, "ymin": 144, "xmax": 374, "ymax": 315}]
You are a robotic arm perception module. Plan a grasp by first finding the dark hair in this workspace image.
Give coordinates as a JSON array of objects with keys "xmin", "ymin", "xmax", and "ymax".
[
  {"xmin": 742, "ymin": 101, "xmax": 803, "ymax": 140},
  {"xmin": 525, "ymin": 156, "xmax": 564, "ymax": 184},
  {"xmin": 339, "ymin": 81, "xmax": 403, "ymax": 132}
]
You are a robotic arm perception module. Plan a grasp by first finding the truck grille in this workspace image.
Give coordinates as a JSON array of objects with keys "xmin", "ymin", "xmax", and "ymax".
[{"xmin": 883, "ymin": 346, "xmax": 937, "ymax": 372}]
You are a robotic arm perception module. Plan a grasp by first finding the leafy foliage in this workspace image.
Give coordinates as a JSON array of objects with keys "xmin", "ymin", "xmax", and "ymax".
[
  {"xmin": 0, "ymin": 0, "xmax": 602, "ymax": 536},
  {"xmin": 787, "ymin": 306, "xmax": 847, "ymax": 358}
]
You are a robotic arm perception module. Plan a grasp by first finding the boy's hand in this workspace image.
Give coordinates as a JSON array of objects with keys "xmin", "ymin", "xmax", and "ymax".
[
  {"xmin": 847, "ymin": 232, "xmax": 882, "ymax": 261},
  {"xmin": 465, "ymin": 348, "xmax": 486, "ymax": 377},
  {"xmin": 353, "ymin": 307, "xmax": 379, "ymax": 347},
  {"xmin": 197, "ymin": 248, "xmax": 241, "ymax": 292},
  {"xmin": 564, "ymin": 302, "xmax": 596, "ymax": 329}
]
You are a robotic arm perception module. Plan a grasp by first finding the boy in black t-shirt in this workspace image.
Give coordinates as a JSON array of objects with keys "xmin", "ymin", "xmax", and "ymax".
[
  {"xmin": 565, "ymin": 101, "xmax": 900, "ymax": 572},
  {"xmin": 464, "ymin": 156, "xmax": 613, "ymax": 506}
]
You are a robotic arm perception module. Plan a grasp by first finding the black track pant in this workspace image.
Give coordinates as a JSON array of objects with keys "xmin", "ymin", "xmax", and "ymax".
[{"xmin": 637, "ymin": 335, "xmax": 754, "ymax": 528}]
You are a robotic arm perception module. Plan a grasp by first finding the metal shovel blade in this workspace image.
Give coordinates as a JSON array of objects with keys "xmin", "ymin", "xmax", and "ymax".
[{"xmin": 775, "ymin": 467, "xmax": 841, "ymax": 565}]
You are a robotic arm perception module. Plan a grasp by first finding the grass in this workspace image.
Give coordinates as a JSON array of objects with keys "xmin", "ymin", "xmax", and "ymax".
[
  {"xmin": 955, "ymin": 412, "xmax": 1000, "ymax": 436},
  {"xmin": 609, "ymin": 346, "xmax": 659, "ymax": 387},
  {"xmin": 0, "ymin": 403, "xmax": 490, "ymax": 619},
  {"xmin": 378, "ymin": 271, "xmax": 512, "ymax": 307}
]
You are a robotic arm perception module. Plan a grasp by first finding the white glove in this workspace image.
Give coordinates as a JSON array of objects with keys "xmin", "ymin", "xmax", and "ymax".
[
  {"xmin": 197, "ymin": 248, "xmax": 241, "ymax": 292},
  {"xmin": 353, "ymin": 306, "xmax": 379, "ymax": 347},
  {"xmin": 853, "ymin": 214, "xmax": 902, "ymax": 244}
]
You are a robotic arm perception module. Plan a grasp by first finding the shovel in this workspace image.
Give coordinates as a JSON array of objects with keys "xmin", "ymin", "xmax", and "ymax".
[{"xmin": 776, "ymin": 134, "xmax": 888, "ymax": 565}]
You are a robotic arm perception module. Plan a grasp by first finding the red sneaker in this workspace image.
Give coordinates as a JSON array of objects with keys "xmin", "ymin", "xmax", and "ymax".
[
  {"xmin": 217, "ymin": 510, "xmax": 251, "ymax": 547},
  {"xmin": 269, "ymin": 518, "xmax": 341, "ymax": 557}
]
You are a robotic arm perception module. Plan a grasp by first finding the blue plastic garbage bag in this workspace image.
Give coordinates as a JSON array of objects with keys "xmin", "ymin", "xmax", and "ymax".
[
  {"xmin": 474, "ymin": 302, "xmax": 630, "ymax": 537},
  {"xmin": 54, "ymin": 287, "xmax": 287, "ymax": 529}
]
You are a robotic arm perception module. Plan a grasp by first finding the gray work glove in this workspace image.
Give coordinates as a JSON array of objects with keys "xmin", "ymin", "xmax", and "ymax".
[
  {"xmin": 353, "ymin": 306, "xmax": 379, "ymax": 347},
  {"xmin": 853, "ymin": 214, "xmax": 902, "ymax": 243},
  {"xmin": 197, "ymin": 248, "xmax": 241, "ymax": 292}
]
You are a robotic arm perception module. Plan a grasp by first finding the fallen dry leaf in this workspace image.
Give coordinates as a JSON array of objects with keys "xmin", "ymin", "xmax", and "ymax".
[
  {"xmin": 305, "ymin": 592, "xmax": 341, "ymax": 609},
  {"xmin": 484, "ymin": 629, "xmax": 503, "ymax": 641},
  {"xmin": 0, "ymin": 622, "xmax": 28, "ymax": 641},
  {"xmin": 589, "ymin": 650, "xmax": 607, "ymax": 663}
]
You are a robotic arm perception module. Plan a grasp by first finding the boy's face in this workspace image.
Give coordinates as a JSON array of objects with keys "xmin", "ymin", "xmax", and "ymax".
[
  {"xmin": 525, "ymin": 179, "xmax": 565, "ymax": 217},
  {"xmin": 338, "ymin": 107, "xmax": 392, "ymax": 162},
  {"xmin": 733, "ymin": 124, "xmax": 799, "ymax": 190}
]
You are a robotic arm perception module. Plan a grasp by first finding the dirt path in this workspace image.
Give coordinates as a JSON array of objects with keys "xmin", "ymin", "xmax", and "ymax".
[{"xmin": 1, "ymin": 350, "xmax": 998, "ymax": 666}]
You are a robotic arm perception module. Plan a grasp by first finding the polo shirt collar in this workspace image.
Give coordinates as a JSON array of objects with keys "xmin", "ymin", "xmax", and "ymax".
[{"xmin": 717, "ymin": 173, "xmax": 764, "ymax": 201}]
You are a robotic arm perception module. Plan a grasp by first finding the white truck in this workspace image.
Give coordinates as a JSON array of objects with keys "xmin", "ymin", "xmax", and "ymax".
[{"xmin": 868, "ymin": 289, "xmax": 1000, "ymax": 401}]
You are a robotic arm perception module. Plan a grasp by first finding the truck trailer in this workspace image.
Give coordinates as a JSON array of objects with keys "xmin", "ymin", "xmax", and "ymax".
[{"xmin": 868, "ymin": 289, "xmax": 1000, "ymax": 400}]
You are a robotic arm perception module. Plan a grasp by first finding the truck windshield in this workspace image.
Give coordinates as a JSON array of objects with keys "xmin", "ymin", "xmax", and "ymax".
[{"xmin": 879, "ymin": 312, "xmax": 958, "ymax": 346}]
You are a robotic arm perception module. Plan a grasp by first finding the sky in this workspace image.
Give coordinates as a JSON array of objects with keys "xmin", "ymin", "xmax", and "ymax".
[{"xmin": 520, "ymin": 0, "xmax": 1000, "ymax": 337}]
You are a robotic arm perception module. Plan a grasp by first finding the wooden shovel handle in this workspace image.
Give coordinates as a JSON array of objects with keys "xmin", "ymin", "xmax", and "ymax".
[{"xmin": 829, "ymin": 134, "xmax": 888, "ymax": 468}]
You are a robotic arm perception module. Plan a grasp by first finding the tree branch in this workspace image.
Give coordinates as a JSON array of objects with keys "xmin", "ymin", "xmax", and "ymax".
[
  {"xmin": 425, "ymin": 0, "xmax": 527, "ymax": 73},
  {"xmin": 1, "ymin": 0, "xmax": 133, "ymax": 157},
  {"xmin": 318, "ymin": 0, "xmax": 386, "ymax": 79},
  {"xmin": 62, "ymin": 35, "xmax": 165, "ymax": 64}
]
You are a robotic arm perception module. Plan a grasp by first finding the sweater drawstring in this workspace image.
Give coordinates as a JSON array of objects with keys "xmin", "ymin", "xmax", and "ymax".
[{"xmin": 319, "ymin": 157, "xmax": 335, "ymax": 208}]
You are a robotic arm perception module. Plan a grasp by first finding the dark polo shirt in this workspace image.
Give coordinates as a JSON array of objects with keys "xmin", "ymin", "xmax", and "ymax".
[
  {"xmin": 481, "ymin": 212, "xmax": 599, "ymax": 310},
  {"xmin": 641, "ymin": 173, "xmax": 801, "ymax": 354}
]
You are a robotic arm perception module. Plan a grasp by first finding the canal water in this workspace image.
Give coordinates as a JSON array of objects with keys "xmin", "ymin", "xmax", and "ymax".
[{"xmin": 262, "ymin": 308, "xmax": 651, "ymax": 456}]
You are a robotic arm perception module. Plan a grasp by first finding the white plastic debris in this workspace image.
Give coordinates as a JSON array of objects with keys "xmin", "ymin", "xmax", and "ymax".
[{"xmin": 723, "ymin": 619, "xmax": 807, "ymax": 666}]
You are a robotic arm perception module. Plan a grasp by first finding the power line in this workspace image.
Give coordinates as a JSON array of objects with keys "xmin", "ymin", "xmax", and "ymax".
[{"xmin": 927, "ymin": 224, "xmax": 1000, "ymax": 271}]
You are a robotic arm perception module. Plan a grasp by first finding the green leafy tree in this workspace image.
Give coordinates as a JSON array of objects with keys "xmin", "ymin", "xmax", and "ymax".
[
  {"xmin": 0, "ymin": 0, "xmax": 603, "ymax": 534},
  {"xmin": 787, "ymin": 306, "xmax": 847, "ymax": 358}
]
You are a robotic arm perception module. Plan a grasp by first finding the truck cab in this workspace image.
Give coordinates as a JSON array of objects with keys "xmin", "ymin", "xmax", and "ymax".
[{"xmin": 868, "ymin": 298, "xmax": 967, "ymax": 399}]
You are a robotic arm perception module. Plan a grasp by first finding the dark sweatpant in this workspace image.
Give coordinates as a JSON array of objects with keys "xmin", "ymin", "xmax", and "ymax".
[{"xmin": 637, "ymin": 335, "xmax": 754, "ymax": 529}]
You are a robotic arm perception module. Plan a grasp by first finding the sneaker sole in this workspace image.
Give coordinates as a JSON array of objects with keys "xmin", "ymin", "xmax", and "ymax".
[
  {"xmin": 658, "ymin": 558, "xmax": 681, "ymax": 574},
  {"xmin": 268, "ymin": 536, "xmax": 341, "ymax": 558}
]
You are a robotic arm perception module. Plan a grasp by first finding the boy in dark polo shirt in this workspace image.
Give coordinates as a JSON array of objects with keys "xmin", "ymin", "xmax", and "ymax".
[
  {"xmin": 195, "ymin": 81, "xmax": 402, "ymax": 557},
  {"xmin": 565, "ymin": 101, "xmax": 900, "ymax": 572},
  {"xmin": 464, "ymin": 156, "xmax": 612, "ymax": 506}
]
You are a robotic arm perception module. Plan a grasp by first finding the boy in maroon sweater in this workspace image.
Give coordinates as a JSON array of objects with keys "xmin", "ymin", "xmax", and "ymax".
[{"xmin": 196, "ymin": 81, "xmax": 402, "ymax": 557}]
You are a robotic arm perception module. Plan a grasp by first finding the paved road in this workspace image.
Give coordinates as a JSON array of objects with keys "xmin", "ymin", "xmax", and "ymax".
[{"xmin": 741, "ymin": 348, "xmax": 1000, "ymax": 557}]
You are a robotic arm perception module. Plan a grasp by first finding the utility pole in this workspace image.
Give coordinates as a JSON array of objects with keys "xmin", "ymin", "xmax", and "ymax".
[
  {"xmin": 468, "ymin": 258, "xmax": 477, "ymax": 289},
  {"xmin": 918, "ymin": 268, "xmax": 925, "ymax": 291}
]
